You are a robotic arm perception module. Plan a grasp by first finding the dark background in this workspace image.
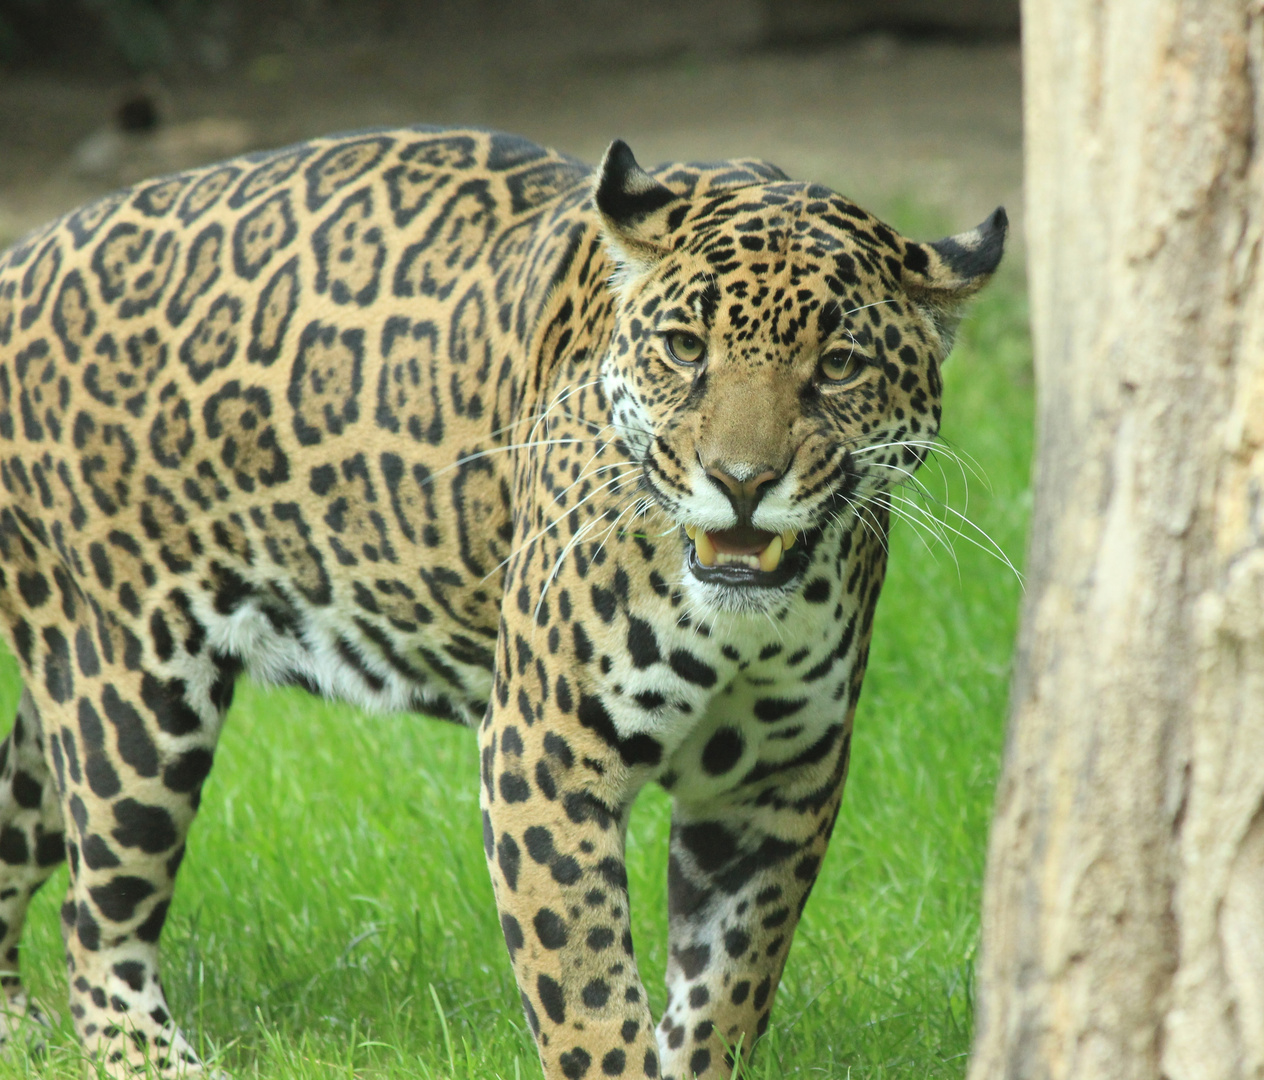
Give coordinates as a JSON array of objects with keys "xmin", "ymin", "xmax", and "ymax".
[
  {"xmin": 1, "ymin": 1, "xmax": 1019, "ymax": 72},
  {"xmin": 0, "ymin": 0, "xmax": 1024, "ymax": 254}
]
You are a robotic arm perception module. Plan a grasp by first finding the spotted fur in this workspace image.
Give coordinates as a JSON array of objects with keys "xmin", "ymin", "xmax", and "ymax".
[{"xmin": 0, "ymin": 125, "xmax": 1004, "ymax": 1078}]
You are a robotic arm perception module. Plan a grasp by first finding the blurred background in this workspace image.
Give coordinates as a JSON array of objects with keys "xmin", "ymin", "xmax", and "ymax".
[{"xmin": 0, "ymin": 0, "xmax": 1022, "ymax": 252}]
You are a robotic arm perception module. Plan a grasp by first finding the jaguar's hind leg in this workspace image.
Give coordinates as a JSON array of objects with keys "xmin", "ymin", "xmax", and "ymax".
[
  {"xmin": 0, "ymin": 689, "xmax": 66, "ymax": 1046},
  {"xmin": 33, "ymin": 645, "xmax": 233, "ymax": 1077}
]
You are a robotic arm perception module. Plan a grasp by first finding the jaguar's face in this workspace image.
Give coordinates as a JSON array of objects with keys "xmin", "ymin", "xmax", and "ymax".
[{"xmin": 594, "ymin": 141, "xmax": 1006, "ymax": 611}]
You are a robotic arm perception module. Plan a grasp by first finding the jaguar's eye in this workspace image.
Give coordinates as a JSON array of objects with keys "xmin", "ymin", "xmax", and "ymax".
[
  {"xmin": 665, "ymin": 330, "xmax": 706, "ymax": 365},
  {"xmin": 819, "ymin": 347, "xmax": 866, "ymax": 384}
]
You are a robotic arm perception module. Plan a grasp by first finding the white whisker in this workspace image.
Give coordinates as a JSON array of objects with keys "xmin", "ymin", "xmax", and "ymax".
[
  {"xmin": 486, "ymin": 466, "xmax": 643, "ymax": 582},
  {"xmin": 885, "ymin": 491, "xmax": 1023, "ymax": 586}
]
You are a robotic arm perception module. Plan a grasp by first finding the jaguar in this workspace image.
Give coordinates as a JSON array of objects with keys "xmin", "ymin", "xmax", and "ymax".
[{"xmin": 0, "ymin": 124, "xmax": 1004, "ymax": 1078}]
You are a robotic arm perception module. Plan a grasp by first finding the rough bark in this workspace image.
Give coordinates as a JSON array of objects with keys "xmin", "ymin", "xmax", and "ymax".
[{"xmin": 969, "ymin": 3, "xmax": 1264, "ymax": 1080}]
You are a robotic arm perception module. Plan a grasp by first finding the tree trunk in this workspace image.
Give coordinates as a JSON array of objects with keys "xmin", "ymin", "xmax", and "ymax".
[{"xmin": 968, "ymin": 4, "xmax": 1264, "ymax": 1080}]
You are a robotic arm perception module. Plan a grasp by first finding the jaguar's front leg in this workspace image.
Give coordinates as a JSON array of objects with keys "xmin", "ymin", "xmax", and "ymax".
[
  {"xmin": 480, "ymin": 663, "xmax": 661, "ymax": 1079},
  {"xmin": 657, "ymin": 724, "xmax": 852, "ymax": 1079}
]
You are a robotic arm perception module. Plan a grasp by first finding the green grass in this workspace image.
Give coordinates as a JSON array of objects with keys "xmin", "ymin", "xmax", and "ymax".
[{"xmin": 0, "ymin": 270, "xmax": 1033, "ymax": 1079}]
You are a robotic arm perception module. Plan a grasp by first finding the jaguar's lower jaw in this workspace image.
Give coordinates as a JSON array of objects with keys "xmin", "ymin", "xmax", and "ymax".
[{"xmin": 681, "ymin": 525, "xmax": 807, "ymax": 589}]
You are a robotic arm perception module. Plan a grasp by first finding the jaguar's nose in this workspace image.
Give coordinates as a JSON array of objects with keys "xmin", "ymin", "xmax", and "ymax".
[{"xmin": 702, "ymin": 459, "xmax": 782, "ymax": 523}]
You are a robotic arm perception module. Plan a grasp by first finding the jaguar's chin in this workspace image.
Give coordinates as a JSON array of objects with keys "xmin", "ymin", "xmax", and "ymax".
[{"xmin": 680, "ymin": 524, "xmax": 810, "ymax": 590}]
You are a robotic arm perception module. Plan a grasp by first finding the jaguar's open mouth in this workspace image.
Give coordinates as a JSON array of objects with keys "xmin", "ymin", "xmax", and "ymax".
[{"xmin": 682, "ymin": 524, "xmax": 806, "ymax": 588}]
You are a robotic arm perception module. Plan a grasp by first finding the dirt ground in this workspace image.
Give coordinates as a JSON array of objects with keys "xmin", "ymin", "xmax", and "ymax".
[{"xmin": 0, "ymin": 35, "xmax": 1023, "ymax": 258}]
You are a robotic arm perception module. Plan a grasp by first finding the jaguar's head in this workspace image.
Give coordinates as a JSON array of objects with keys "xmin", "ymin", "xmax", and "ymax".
[{"xmin": 594, "ymin": 140, "xmax": 1006, "ymax": 612}]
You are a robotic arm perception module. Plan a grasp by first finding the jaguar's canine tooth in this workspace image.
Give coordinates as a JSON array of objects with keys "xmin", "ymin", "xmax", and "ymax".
[
  {"xmin": 684, "ymin": 524, "xmax": 697, "ymax": 541},
  {"xmin": 782, "ymin": 529, "xmax": 797, "ymax": 549},
  {"xmin": 759, "ymin": 533, "xmax": 784, "ymax": 573},
  {"xmin": 695, "ymin": 530, "xmax": 717, "ymax": 567}
]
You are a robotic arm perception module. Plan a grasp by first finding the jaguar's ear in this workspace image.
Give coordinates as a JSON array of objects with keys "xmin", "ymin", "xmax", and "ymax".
[
  {"xmin": 594, "ymin": 140, "xmax": 681, "ymax": 288},
  {"xmin": 898, "ymin": 207, "xmax": 1007, "ymax": 347},
  {"xmin": 901, "ymin": 207, "xmax": 1008, "ymax": 297}
]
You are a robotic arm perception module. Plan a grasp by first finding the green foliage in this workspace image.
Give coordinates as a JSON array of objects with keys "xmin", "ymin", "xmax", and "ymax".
[
  {"xmin": 85, "ymin": 0, "xmax": 174, "ymax": 69},
  {"xmin": 0, "ymin": 0, "xmax": 207, "ymax": 68},
  {"xmin": 0, "ymin": 270, "xmax": 1032, "ymax": 1078}
]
